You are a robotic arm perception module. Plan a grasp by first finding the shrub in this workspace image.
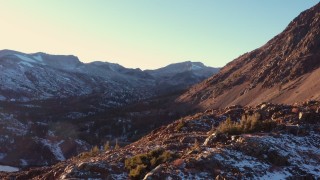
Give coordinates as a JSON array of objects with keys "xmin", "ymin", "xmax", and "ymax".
[
  {"xmin": 90, "ymin": 145, "xmax": 100, "ymax": 156},
  {"xmin": 149, "ymin": 148, "xmax": 165, "ymax": 157},
  {"xmin": 104, "ymin": 141, "xmax": 110, "ymax": 151},
  {"xmin": 78, "ymin": 145, "xmax": 101, "ymax": 159},
  {"xmin": 125, "ymin": 149, "xmax": 177, "ymax": 179},
  {"xmin": 129, "ymin": 164, "xmax": 147, "ymax": 179},
  {"xmin": 216, "ymin": 117, "xmax": 242, "ymax": 135},
  {"xmin": 175, "ymin": 121, "xmax": 186, "ymax": 131},
  {"xmin": 216, "ymin": 115, "xmax": 277, "ymax": 135},
  {"xmin": 114, "ymin": 139, "xmax": 120, "ymax": 150}
]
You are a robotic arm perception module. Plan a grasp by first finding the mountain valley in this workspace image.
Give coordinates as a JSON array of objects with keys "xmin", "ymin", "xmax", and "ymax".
[
  {"xmin": 0, "ymin": 51, "xmax": 218, "ymax": 169},
  {"xmin": 1, "ymin": 2, "xmax": 320, "ymax": 180}
]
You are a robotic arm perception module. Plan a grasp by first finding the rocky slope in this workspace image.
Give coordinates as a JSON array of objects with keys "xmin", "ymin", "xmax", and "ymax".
[
  {"xmin": 2, "ymin": 101, "xmax": 319, "ymax": 179},
  {"xmin": 177, "ymin": 2, "xmax": 320, "ymax": 110}
]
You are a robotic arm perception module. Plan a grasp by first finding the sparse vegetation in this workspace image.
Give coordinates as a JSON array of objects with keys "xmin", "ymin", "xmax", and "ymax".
[
  {"xmin": 125, "ymin": 149, "xmax": 177, "ymax": 179},
  {"xmin": 90, "ymin": 145, "xmax": 100, "ymax": 155},
  {"xmin": 175, "ymin": 121, "xmax": 186, "ymax": 131},
  {"xmin": 78, "ymin": 145, "xmax": 101, "ymax": 159},
  {"xmin": 78, "ymin": 139, "xmax": 122, "ymax": 160},
  {"xmin": 104, "ymin": 141, "xmax": 110, "ymax": 151},
  {"xmin": 114, "ymin": 139, "xmax": 120, "ymax": 150},
  {"xmin": 216, "ymin": 115, "xmax": 277, "ymax": 135}
]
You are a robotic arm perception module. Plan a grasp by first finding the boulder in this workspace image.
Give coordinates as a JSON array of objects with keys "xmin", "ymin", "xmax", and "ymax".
[{"xmin": 203, "ymin": 133, "xmax": 228, "ymax": 146}]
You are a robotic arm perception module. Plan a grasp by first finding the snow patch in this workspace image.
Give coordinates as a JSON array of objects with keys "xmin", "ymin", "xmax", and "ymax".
[
  {"xmin": 19, "ymin": 61, "xmax": 34, "ymax": 67},
  {"xmin": 47, "ymin": 130, "xmax": 55, "ymax": 137},
  {"xmin": 191, "ymin": 64, "xmax": 203, "ymax": 70},
  {"xmin": 260, "ymin": 170, "xmax": 291, "ymax": 180},
  {"xmin": 20, "ymin": 159, "xmax": 28, "ymax": 166},
  {"xmin": 110, "ymin": 173, "xmax": 128, "ymax": 179},
  {"xmin": 208, "ymin": 133, "xmax": 320, "ymax": 178},
  {"xmin": 0, "ymin": 95, "xmax": 6, "ymax": 101},
  {"xmin": 33, "ymin": 54, "xmax": 43, "ymax": 62},
  {"xmin": 0, "ymin": 113, "xmax": 28, "ymax": 136},
  {"xmin": 39, "ymin": 139, "xmax": 65, "ymax": 161},
  {"xmin": 0, "ymin": 165, "xmax": 19, "ymax": 172},
  {"xmin": 14, "ymin": 54, "xmax": 37, "ymax": 63}
]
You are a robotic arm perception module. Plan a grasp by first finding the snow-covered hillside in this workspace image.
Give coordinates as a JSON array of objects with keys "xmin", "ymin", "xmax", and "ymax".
[
  {"xmin": 0, "ymin": 50, "xmax": 218, "ymax": 104},
  {"xmin": 0, "ymin": 50, "xmax": 153, "ymax": 105}
]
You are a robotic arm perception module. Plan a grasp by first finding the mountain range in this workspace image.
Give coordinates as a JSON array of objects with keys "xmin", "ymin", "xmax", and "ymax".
[
  {"xmin": 0, "ymin": 49, "xmax": 218, "ymax": 105},
  {"xmin": 0, "ymin": 2, "xmax": 320, "ymax": 180}
]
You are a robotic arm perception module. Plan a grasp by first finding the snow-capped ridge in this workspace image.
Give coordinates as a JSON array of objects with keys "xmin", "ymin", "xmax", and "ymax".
[{"xmin": 0, "ymin": 49, "xmax": 219, "ymax": 102}]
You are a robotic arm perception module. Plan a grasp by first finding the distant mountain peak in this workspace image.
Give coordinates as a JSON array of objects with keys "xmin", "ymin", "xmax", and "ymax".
[{"xmin": 147, "ymin": 61, "xmax": 218, "ymax": 75}]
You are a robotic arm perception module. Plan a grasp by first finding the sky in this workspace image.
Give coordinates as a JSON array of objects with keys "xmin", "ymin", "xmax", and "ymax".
[{"xmin": 0, "ymin": 1, "xmax": 318, "ymax": 70}]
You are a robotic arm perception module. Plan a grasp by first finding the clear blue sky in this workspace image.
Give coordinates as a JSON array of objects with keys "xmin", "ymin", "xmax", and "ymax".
[{"xmin": 0, "ymin": 0, "xmax": 318, "ymax": 69}]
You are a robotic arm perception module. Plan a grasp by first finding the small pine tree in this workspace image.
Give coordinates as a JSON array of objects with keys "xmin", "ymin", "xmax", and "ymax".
[
  {"xmin": 104, "ymin": 141, "xmax": 110, "ymax": 151},
  {"xmin": 90, "ymin": 145, "xmax": 100, "ymax": 156},
  {"xmin": 114, "ymin": 139, "xmax": 120, "ymax": 150}
]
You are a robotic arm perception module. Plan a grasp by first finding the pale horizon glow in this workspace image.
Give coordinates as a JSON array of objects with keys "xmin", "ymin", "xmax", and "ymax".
[{"xmin": 0, "ymin": 1, "xmax": 318, "ymax": 70}]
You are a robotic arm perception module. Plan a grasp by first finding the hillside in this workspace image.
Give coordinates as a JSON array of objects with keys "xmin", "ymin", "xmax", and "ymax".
[
  {"xmin": 2, "ymin": 101, "xmax": 319, "ymax": 179},
  {"xmin": 177, "ymin": 2, "xmax": 320, "ymax": 110}
]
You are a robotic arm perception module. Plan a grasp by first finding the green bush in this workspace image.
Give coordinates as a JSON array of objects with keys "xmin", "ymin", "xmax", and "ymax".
[
  {"xmin": 125, "ymin": 149, "xmax": 177, "ymax": 179},
  {"xmin": 217, "ymin": 117, "xmax": 242, "ymax": 135},
  {"xmin": 129, "ymin": 164, "xmax": 147, "ymax": 179},
  {"xmin": 217, "ymin": 115, "xmax": 277, "ymax": 135}
]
